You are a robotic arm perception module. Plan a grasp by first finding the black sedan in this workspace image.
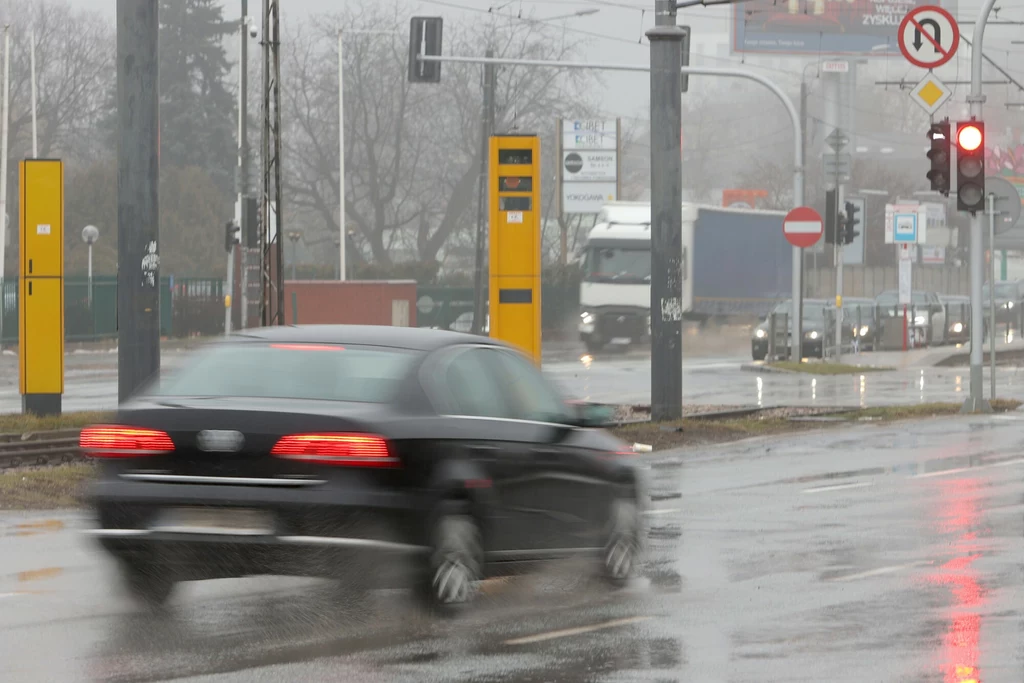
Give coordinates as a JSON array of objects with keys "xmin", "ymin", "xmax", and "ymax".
[{"xmin": 83, "ymin": 325, "xmax": 647, "ymax": 613}]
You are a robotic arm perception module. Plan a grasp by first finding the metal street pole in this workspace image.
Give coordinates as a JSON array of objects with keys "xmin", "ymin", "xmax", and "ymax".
[
  {"xmin": 648, "ymin": 1, "xmax": 685, "ymax": 421},
  {"xmin": 337, "ymin": 28, "xmax": 399, "ymax": 283},
  {"xmin": 963, "ymin": 0, "xmax": 998, "ymax": 414},
  {"xmin": 29, "ymin": 30, "xmax": 37, "ymax": 158},
  {"xmin": 234, "ymin": 0, "xmax": 250, "ymax": 332},
  {"xmin": 88, "ymin": 244, "xmax": 93, "ymax": 307},
  {"xmin": 338, "ymin": 28, "xmax": 346, "ymax": 281},
  {"xmin": 472, "ymin": 47, "xmax": 495, "ymax": 336},
  {"xmin": 988, "ymin": 192, "xmax": 996, "ymax": 399},
  {"xmin": 0, "ymin": 26, "xmax": 10, "ymax": 345},
  {"xmin": 116, "ymin": 0, "xmax": 161, "ymax": 402},
  {"xmin": 417, "ymin": 52, "xmax": 805, "ymax": 382}
]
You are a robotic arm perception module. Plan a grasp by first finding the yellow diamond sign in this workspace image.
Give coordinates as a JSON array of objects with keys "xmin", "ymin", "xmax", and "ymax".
[{"xmin": 910, "ymin": 74, "xmax": 951, "ymax": 115}]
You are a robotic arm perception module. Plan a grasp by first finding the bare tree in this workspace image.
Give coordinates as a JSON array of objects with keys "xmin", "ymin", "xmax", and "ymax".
[
  {"xmin": 4, "ymin": 1, "xmax": 114, "ymax": 162},
  {"xmin": 281, "ymin": 2, "xmax": 602, "ymax": 271}
]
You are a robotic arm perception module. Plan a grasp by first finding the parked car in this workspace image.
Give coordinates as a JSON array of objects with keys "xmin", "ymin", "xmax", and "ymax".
[
  {"xmin": 874, "ymin": 290, "xmax": 947, "ymax": 346},
  {"xmin": 939, "ymin": 294, "xmax": 971, "ymax": 344},
  {"xmin": 449, "ymin": 311, "xmax": 489, "ymax": 335},
  {"xmin": 981, "ymin": 279, "xmax": 1024, "ymax": 330},
  {"xmin": 751, "ymin": 299, "xmax": 831, "ymax": 360},
  {"xmin": 83, "ymin": 326, "xmax": 647, "ymax": 612},
  {"xmin": 840, "ymin": 297, "xmax": 879, "ymax": 352}
]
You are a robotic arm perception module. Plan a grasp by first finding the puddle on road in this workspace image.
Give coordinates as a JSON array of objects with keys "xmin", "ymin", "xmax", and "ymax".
[
  {"xmin": 5, "ymin": 518, "xmax": 66, "ymax": 537},
  {"xmin": 17, "ymin": 566, "xmax": 63, "ymax": 583}
]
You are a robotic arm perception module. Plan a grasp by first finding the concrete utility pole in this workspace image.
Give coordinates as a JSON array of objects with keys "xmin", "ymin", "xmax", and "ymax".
[
  {"xmin": 116, "ymin": 0, "xmax": 160, "ymax": 402},
  {"xmin": 472, "ymin": 47, "xmax": 496, "ymax": 336},
  {"xmin": 648, "ymin": 0, "xmax": 685, "ymax": 422},
  {"xmin": 963, "ymin": 0, "xmax": 998, "ymax": 414}
]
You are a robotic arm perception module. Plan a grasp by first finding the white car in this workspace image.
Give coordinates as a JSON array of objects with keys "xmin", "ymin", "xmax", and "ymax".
[{"xmin": 449, "ymin": 311, "xmax": 489, "ymax": 334}]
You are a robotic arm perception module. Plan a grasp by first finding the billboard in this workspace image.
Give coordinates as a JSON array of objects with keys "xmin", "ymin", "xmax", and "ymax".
[{"xmin": 733, "ymin": 0, "xmax": 957, "ymax": 55}]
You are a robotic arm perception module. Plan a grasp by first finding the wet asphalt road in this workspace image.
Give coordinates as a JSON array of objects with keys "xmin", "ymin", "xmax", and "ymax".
[
  {"xmin": 2, "ymin": 415, "xmax": 1022, "ymax": 682},
  {"xmin": 3, "ymin": 345, "xmax": 1024, "ymax": 411}
]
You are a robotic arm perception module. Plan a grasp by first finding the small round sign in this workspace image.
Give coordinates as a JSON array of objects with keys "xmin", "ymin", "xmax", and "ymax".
[
  {"xmin": 564, "ymin": 152, "xmax": 583, "ymax": 174},
  {"xmin": 783, "ymin": 206, "xmax": 823, "ymax": 249}
]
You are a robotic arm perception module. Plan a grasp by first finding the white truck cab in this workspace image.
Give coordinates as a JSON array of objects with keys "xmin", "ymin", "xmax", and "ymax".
[{"xmin": 578, "ymin": 203, "xmax": 661, "ymax": 353}]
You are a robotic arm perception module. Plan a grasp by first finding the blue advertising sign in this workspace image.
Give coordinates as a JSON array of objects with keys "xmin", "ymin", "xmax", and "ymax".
[{"xmin": 733, "ymin": 0, "xmax": 957, "ymax": 56}]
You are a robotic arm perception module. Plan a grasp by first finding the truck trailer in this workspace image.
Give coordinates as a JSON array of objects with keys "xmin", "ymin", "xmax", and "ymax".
[{"xmin": 578, "ymin": 201, "xmax": 791, "ymax": 353}]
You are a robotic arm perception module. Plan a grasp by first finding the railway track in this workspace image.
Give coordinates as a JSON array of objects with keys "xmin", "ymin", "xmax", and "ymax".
[{"xmin": 0, "ymin": 405, "xmax": 860, "ymax": 470}]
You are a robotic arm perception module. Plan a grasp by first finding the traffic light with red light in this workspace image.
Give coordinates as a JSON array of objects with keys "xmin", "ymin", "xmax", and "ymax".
[
  {"xmin": 926, "ymin": 119, "xmax": 950, "ymax": 195},
  {"xmin": 956, "ymin": 121, "xmax": 985, "ymax": 213}
]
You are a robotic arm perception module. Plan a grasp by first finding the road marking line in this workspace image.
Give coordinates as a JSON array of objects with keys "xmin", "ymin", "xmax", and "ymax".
[
  {"xmin": 644, "ymin": 508, "xmax": 680, "ymax": 516},
  {"xmin": 802, "ymin": 482, "xmax": 872, "ymax": 494},
  {"xmin": 0, "ymin": 592, "xmax": 28, "ymax": 600},
  {"xmin": 504, "ymin": 616, "xmax": 651, "ymax": 645},
  {"xmin": 826, "ymin": 562, "xmax": 923, "ymax": 582},
  {"xmin": 989, "ymin": 457, "xmax": 1024, "ymax": 468},
  {"xmin": 911, "ymin": 467, "xmax": 972, "ymax": 479}
]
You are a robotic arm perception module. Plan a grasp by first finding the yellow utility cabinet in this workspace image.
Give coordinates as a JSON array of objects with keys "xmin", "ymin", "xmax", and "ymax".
[
  {"xmin": 488, "ymin": 135, "xmax": 542, "ymax": 365},
  {"xmin": 19, "ymin": 159, "xmax": 65, "ymax": 415}
]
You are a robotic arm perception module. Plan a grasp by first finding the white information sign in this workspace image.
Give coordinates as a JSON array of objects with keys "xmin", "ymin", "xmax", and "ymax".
[
  {"xmin": 562, "ymin": 182, "xmax": 618, "ymax": 214},
  {"xmin": 506, "ymin": 211, "xmax": 523, "ymax": 224},
  {"xmin": 898, "ymin": 258, "xmax": 912, "ymax": 305},
  {"xmin": 561, "ymin": 120, "xmax": 617, "ymax": 150},
  {"xmin": 885, "ymin": 203, "xmax": 927, "ymax": 244},
  {"xmin": 562, "ymin": 151, "xmax": 617, "ymax": 182},
  {"xmin": 560, "ymin": 119, "xmax": 620, "ymax": 215}
]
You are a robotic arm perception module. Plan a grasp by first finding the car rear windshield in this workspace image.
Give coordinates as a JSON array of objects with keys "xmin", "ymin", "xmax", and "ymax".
[{"xmin": 146, "ymin": 342, "xmax": 417, "ymax": 403}]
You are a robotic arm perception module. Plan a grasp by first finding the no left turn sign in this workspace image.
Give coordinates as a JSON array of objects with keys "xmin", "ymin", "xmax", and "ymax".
[{"xmin": 898, "ymin": 6, "xmax": 959, "ymax": 70}]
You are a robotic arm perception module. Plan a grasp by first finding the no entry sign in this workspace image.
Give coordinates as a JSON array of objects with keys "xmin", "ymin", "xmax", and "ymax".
[{"xmin": 783, "ymin": 206, "xmax": 823, "ymax": 248}]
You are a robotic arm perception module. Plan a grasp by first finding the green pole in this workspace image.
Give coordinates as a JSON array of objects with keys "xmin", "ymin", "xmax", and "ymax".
[
  {"xmin": 1000, "ymin": 250, "xmax": 1007, "ymax": 280},
  {"xmin": 291, "ymin": 291, "xmax": 297, "ymax": 324}
]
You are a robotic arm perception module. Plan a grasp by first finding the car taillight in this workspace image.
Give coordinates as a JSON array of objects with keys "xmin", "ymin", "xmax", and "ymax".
[
  {"xmin": 79, "ymin": 425, "xmax": 175, "ymax": 458},
  {"xmin": 270, "ymin": 433, "xmax": 397, "ymax": 467}
]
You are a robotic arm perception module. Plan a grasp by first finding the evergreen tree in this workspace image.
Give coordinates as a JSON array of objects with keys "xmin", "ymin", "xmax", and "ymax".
[
  {"xmin": 101, "ymin": 0, "xmax": 236, "ymax": 193},
  {"xmin": 158, "ymin": 0, "xmax": 236, "ymax": 193}
]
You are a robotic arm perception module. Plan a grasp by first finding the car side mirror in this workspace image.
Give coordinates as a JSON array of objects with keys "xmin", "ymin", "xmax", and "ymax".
[{"xmin": 572, "ymin": 402, "xmax": 617, "ymax": 428}]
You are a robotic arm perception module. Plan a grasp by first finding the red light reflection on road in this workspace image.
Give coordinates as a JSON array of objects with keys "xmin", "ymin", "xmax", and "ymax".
[{"xmin": 922, "ymin": 478, "xmax": 985, "ymax": 683}]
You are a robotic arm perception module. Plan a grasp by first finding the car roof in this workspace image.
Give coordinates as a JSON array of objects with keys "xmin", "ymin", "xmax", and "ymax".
[{"xmin": 226, "ymin": 324, "xmax": 507, "ymax": 352}]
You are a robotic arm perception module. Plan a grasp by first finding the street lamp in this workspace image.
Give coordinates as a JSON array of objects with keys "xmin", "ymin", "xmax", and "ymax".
[
  {"xmin": 287, "ymin": 230, "xmax": 302, "ymax": 280},
  {"xmin": 82, "ymin": 225, "xmax": 99, "ymax": 308}
]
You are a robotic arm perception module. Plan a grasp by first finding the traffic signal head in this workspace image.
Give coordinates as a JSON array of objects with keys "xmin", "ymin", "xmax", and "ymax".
[
  {"xmin": 825, "ymin": 189, "xmax": 837, "ymax": 244},
  {"xmin": 843, "ymin": 200, "xmax": 861, "ymax": 245},
  {"xmin": 224, "ymin": 221, "xmax": 240, "ymax": 252},
  {"xmin": 926, "ymin": 120, "xmax": 951, "ymax": 195},
  {"xmin": 956, "ymin": 121, "xmax": 985, "ymax": 212}
]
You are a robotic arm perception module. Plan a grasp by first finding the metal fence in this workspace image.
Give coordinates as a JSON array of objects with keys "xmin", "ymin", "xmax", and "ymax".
[
  {"xmin": 0, "ymin": 277, "xmax": 225, "ymax": 345},
  {"xmin": 415, "ymin": 284, "xmax": 580, "ymax": 337},
  {"xmin": 805, "ymin": 265, "xmax": 969, "ymax": 299}
]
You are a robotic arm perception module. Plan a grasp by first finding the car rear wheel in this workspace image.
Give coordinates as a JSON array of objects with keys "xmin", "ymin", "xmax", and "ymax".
[
  {"xmin": 602, "ymin": 498, "xmax": 642, "ymax": 588},
  {"xmin": 120, "ymin": 560, "xmax": 175, "ymax": 608},
  {"xmin": 416, "ymin": 508, "xmax": 482, "ymax": 615}
]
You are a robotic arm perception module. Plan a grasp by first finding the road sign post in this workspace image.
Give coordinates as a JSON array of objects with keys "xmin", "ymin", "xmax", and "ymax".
[
  {"xmin": 898, "ymin": 6, "xmax": 960, "ymax": 69},
  {"xmin": 783, "ymin": 206, "xmax": 822, "ymax": 362}
]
